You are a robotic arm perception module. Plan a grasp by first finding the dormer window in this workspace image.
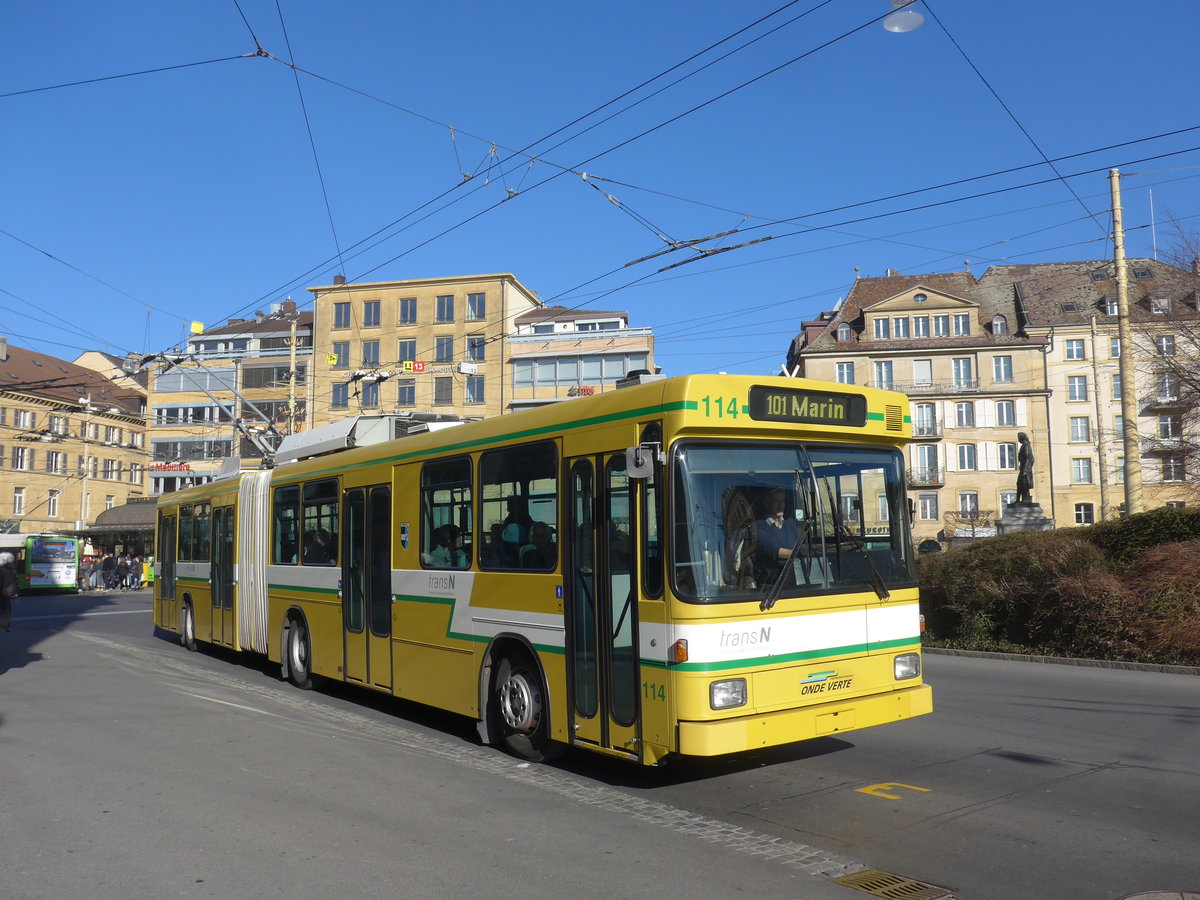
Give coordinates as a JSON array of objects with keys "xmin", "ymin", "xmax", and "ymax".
[
  {"xmin": 992, "ymin": 315, "xmax": 1008, "ymax": 336},
  {"xmin": 836, "ymin": 323, "xmax": 852, "ymax": 342},
  {"xmin": 873, "ymin": 318, "xmax": 891, "ymax": 339},
  {"xmin": 1134, "ymin": 268, "xmax": 1152, "ymax": 279},
  {"xmin": 1151, "ymin": 293, "xmax": 1171, "ymax": 315}
]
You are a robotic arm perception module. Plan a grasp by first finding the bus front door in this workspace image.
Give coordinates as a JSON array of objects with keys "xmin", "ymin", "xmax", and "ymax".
[
  {"xmin": 343, "ymin": 486, "xmax": 393, "ymax": 692},
  {"xmin": 566, "ymin": 453, "xmax": 640, "ymax": 759},
  {"xmin": 210, "ymin": 505, "xmax": 236, "ymax": 648}
]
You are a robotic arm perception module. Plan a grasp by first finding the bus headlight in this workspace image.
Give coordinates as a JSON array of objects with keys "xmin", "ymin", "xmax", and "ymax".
[
  {"xmin": 894, "ymin": 653, "xmax": 920, "ymax": 680},
  {"xmin": 710, "ymin": 678, "xmax": 747, "ymax": 710}
]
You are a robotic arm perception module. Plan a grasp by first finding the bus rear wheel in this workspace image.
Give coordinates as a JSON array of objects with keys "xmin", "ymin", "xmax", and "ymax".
[
  {"xmin": 286, "ymin": 616, "xmax": 313, "ymax": 690},
  {"xmin": 493, "ymin": 651, "xmax": 561, "ymax": 762},
  {"xmin": 180, "ymin": 601, "xmax": 197, "ymax": 652}
]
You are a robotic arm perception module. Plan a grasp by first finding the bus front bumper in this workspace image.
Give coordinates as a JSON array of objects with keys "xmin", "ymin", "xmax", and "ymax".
[{"xmin": 676, "ymin": 683, "xmax": 933, "ymax": 757}]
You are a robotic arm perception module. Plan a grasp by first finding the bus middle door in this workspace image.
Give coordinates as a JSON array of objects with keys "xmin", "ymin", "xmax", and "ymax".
[
  {"xmin": 210, "ymin": 505, "xmax": 236, "ymax": 648},
  {"xmin": 342, "ymin": 486, "xmax": 394, "ymax": 692},
  {"xmin": 566, "ymin": 452, "xmax": 640, "ymax": 759}
]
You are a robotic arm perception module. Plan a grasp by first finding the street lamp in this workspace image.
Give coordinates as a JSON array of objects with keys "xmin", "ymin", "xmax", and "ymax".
[{"xmin": 883, "ymin": 0, "xmax": 925, "ymax": 32}]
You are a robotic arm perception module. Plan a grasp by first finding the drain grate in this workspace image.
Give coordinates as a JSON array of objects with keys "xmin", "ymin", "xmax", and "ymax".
[{"xmin": 831, "ymin": 868, "xmax": 954, "ymax": 900}]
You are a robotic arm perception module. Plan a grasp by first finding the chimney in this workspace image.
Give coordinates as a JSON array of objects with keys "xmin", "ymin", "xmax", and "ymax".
[
  {"xmin": 282, "ymin": 299, "xmax": 297, "ymax": 314},
  {"xmin": 0, "ymin": 336, "xmax": 7, "ymax": 362},
  {"xmin": 333, "ymin": 274, "xmax": 346, "ymax": 285}
]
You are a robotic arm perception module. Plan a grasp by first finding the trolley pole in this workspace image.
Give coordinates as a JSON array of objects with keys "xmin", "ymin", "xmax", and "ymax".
[{"xmin": 1111, "ymin": 168, "xmax": 1143, "ymax": 515}]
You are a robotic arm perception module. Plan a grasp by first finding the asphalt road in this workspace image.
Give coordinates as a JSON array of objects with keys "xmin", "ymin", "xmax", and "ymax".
[{"xmin": 3, "ymin": 589, "xmax": 1198, "ymax": 900}]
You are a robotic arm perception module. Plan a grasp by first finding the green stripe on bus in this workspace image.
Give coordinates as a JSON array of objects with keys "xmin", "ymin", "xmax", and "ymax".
[
  {"xmin": 394, "ymin": 592, "xmax": 565, "ymax": 655},
  {"xmin": 268, "ymin": 583, "xmax": 340, "ymax": 597},
  {"xmin": 640, "ymin": 636, "xmax": 921, "ymax": 672}
]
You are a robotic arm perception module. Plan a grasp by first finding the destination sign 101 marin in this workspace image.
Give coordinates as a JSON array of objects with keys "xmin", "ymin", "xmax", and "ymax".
[{"xmin": 748, "ymin": 386, "xmax": 867, "ymax": 426}]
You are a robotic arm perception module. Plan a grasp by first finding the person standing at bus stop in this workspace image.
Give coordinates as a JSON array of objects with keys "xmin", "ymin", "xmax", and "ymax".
[{"xmin": 0, "ymin": 550, "xmax": 18, "ymax": 631}]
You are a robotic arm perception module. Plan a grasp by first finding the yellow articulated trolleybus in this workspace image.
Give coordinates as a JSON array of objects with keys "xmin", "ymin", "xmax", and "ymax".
[{"xmin": 153, "ymin": 373, "xmax": 931, "ymax": 765}]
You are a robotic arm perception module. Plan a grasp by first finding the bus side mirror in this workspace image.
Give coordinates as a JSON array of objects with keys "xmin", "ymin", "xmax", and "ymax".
[{"xmin": 625, "ymin": 443, "xmax": 662, "ymax": 480}]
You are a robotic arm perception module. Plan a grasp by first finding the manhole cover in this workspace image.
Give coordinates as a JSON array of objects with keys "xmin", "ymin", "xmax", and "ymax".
[{"xmin": 831, "ymin": 868, "xmax": 954, "ymax": 899}]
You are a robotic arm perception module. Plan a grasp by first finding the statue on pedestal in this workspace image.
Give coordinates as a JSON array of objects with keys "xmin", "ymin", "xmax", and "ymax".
[{"xmin": 1015, "ymin": 432, "xmax": 1034, "ymax": 505}]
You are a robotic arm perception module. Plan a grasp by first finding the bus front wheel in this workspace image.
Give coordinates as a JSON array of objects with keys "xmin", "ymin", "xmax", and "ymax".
[
  {"xmin": 286, "ymin": 616, "xmax": 313, "ymax": 690},
  {"xmin": 493, "ymin": 651, "xmax": 561, "ymax": 762},
  {"xmin": 180, "ymin": 601, "xmax": 197, "ymax": 652}
]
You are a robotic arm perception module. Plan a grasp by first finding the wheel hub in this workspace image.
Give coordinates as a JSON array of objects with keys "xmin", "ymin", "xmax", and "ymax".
[{"xmin": 500, "ymin": 671, "xmax": 540, "ymax": 733}]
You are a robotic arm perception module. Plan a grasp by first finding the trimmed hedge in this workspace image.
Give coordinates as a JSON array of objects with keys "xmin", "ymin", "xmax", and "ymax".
[{"xmin": 919, "ymin": 510, "xmax": 1200, "ymax": 664}]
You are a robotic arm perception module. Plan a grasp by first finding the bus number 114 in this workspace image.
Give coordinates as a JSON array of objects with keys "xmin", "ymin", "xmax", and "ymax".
[{"xmin": 699, "ymin": 395, "xmax": 740, "ymax": 419}]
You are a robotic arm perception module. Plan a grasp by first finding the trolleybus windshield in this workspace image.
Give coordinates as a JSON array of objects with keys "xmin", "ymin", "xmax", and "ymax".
[{"xmin": 671, "ymin": 443, "xmax": 915, "ymax": 602}]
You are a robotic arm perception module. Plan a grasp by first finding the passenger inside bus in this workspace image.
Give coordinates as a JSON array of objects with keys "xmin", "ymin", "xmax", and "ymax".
[
  {"xmin": 520, "ymin": 522, "xmax": 556, "ymax": 570},
  {"xmin": 302, "ymin": 529, "xmax": 332, "ymax": 565},
  {"xmin": 430, "ymin": 524, "xmax": 469, "ymax": 569},
  {"xmin": 753, "ymin": 488, "xmax": 801, "ymax": 586}
]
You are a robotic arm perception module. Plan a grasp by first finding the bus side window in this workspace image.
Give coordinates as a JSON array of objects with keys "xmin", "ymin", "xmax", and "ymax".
[{"xmin": 272, "ymin": 485, "xmax": 300, "ymax": 565}]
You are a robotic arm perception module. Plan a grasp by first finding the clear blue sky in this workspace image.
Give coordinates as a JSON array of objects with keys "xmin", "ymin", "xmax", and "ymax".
[{"xmin": 4, "ymin": 0, "xmax": 1198, "ymax": 376}]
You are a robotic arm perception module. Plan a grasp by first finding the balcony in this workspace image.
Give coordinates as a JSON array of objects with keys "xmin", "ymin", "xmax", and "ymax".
[
  {"xmin": 878, "ymin": 379, "xmax": 981, "ymax": 395},
  {"xmin": 912, "ymin": 419, "xmax": 944, "ymax": 439},
  {"xmin": 907, "ymin": 467, "xmax": 945, "ymax": 488},
  {"xmin": 1142, "ymin": 392, "xmax": 1186, "ymax": 411}
]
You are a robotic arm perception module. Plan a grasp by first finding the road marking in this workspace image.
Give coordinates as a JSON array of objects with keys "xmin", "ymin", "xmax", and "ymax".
[
  {"xmin": 17, "ymin": 609, "xmax": 150, "ymax": 621},
  {"xmin": 177, "ymin": 690, "xmax": 284, "ymax": 718},
  {"xmin": 856, "ymin": 782, "xmax": 932, "ymax": 800}
]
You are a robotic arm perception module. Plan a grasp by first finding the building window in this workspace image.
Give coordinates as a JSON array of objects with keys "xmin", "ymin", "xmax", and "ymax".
[
  {"xmin": 955, "ymin": 401, "xmax": 974, "ymax": 427},
  {"xmin": 1115, "ymin": 456, "xmax": 1125, "ymax": 484},
  {"xmin": 1065, "ymin": 339, "xmax": 1086, "ymax": 360},
  {"xmin": 919, "ymin": 493, "xmax": 938, "ymax": 521},
  {"xmin": 1075, "ymin": 503, "xmax": 1095, "ymax": 525},
  {"xmin": 913, "ymin": 316, "xmax": 929, "ymax": 338},
  {"xmin": 328, "ymin": 340, "xmax": 348, "ymax": 369},
  {"xmin": 467, "ymin": 292, "xmax": 486, "ymax": 321},
  {"xmin": 957, "ymin": 444, "xmax": 977, "ymax": 470},
  {"xmin": 1166, "ymin": 501, "xmax": 1187, "ymax": 509},
  {"xmin": 436, "ymin": 295, "xmax": 454, "ymax": 323},
  {"xmin": 1151, "ymin": 293, "xmax": 1171, "ymax": 315},
  {"xmin": 996, "ymin": 399, "xmax": 1015, "ymax": 426},
  {"xmin": 999, "ymin": 443, "xmax": 1017, "ymax": 469},
  {"xmin": 1071, "ymin": 458, "xmax": 1094, "ymax": 484},
  {"xmin": 362, "ymin": 341, "xmax": 379, "ymax": 366},
  {"xmin": 836, "ymin": 323, "xmax": 852, "ymax": 342},
  {"xmin": 893, "ymin": 316, "xmax": 909, "ymax": 338},
  {"xmin": 1067, "ymin": 375, "xmax": 1088, "ymax": 401},
  {"xmin": 435, "ymin": 336, "xmax": 454, "ymax": 363},
  {"xmin": 433, "ymin": 377, "xmax": 453, "ymax": 406},
  {"xmin": 993, "ymin": 355, "xmax": 1013, "ymax": 382},
  {"xmin": 952, "ymin": 358, "xmax": 973, "ymax": 388},
  {"xmin": 397, "ymin": 379, "xmax": 415, "ymax": 406},
  {"xmin": 836, "ymin": 362, "xmax": 855, "ymax": 385},
  {"xmin": 1159, "ymin": 414, "xmax": 1181, "ymax": 439},
  {"xmin": 333, "ymin": 302, "xmax": 351, "ymax": 329},
  {"xmin": 48, "ymin": 490, "xmax": 60, "ymax": 518},
  {"xmin": 397, "ymin": 339, "xmax": 416, "ymax": 363},
  {"xmin": 959, "ymin": 491, "xmax": 979, "ymax": 516},
  {"xmin": 912, "ymin": 359, "xmax": 932, "ymax": 386},
  {"xmin": 874, "ymin": 361, "xmax": 893, "ymax": 390},
  {"xmin": 953, "ymin": 313, "xmax": 971, "ymax": 336},
  {"xmin": 466, "ymin": 375, "xmax": 484, "ymax": 404},
  {"xmin": 992, "ymin": 315, "xmax": 1008, "ymax": 335},
  {"xmin": 398, "ymin": 297, "xmax": 417, "ymax": 324},
  {"xmin": 1000, "ymin": 490, "xmax": 1017, "ymax": 508},
  {"xmin": 1157, "ymin": 372, "xmax": 1179, "ymax": 402},
  {"xmin": 1109, "ymin": 337, "xmax": 1120, "ymax": 358},
  {"xmin": 913, "ymin": 403, "xmax": 937, "ymax": 437},
  {"xmin": 1163, "ymin": 457, "xmax": 1185, "ymax": 482},
  {"xmin": 14, "ymin": 487, "xmax": 25, "ymax": 514},
  {"xmin": 1156, "ymin": 335, "xmax": 1176, "ymax": 356},
  {"xmin": 1069, "ymin": 417, "xmax": 1091, "ymax": 442},
  {"xmin": 1105, "ymin": 297, "xmax": 1119, "ymax": 316},
  {"xmin": 915, "ymin": 445, "xmax": 938, "ymax": 481},
  {"xmin": 1112, "ymin": 373, "xmax": 1122, "ymax": 400},
  {"xmin": 1114, "ymin": 415, "xmax": 1124, "ymax": 438},
  {"xmin": 11, "ymin": 447, "xmax": 28, "ymax": 471},
  {"xmin": 362, "ymin": 300, "xmax": 380, "ymax": 328},
  {"xmin": 467, "ymin": 336, "xmax": 486, "ymax": 361},
  {"xmin": 360, "ymin": 382, "xmax": 379, "ymax": 408},
  {"xmin": 873, "ymin": 318, "xmax": 891, "ymax": 339},
  {"xmin": 332, "ymin": 383, "xmax": 349, "ymax": 409},
  {"xmin": 933, "ymin": 315, "xmax": 950, "ymax": 337}
]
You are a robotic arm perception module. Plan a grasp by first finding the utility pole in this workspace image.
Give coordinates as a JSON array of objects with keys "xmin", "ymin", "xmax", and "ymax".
[
  {"xmin": 77, "ymin": 396, "xmax": 94, "ymax": 532},
  {"xmin": 287, "ymin": 313, "xmax": 299, "ymax": 435},
  {"xmin": 1111, "ymin": 168, "xmax": 1143, "ymax": 515},
  {"xmin": 1089, "ymin": 316, "xmax": 1110, "ymax": 519}
]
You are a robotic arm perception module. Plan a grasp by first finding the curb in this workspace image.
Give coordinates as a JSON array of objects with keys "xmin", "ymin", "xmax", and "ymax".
[{"xmin": 924, "ymin": 646, "xmax": 1200, "ymax": 676}]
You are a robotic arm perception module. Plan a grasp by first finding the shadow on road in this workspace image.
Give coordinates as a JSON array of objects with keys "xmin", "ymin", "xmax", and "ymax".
[{"xmin": 0, "ymin": 588, "xmax": 132, "ymax": 677}]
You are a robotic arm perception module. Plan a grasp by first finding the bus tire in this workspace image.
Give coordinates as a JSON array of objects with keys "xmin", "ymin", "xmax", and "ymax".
[
  {"xmin": 286, "ymin": 615, "xmax": 313, "ymax": 690},
  {"xmin": 180, "ymin": 601, "xmax": 197, "ymax": 652},
  {"xmin": 493, "ymin": 650, "xmax": 562, "ymax": 762}
]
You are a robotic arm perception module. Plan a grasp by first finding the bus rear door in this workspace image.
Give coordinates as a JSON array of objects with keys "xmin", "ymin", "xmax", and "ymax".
[
  {"xmin": 342, "ymin": 485, "xmax": 393, "ymax": 692},
  {"xmin": 566, "ymin": 452, "xmax": 640, "ymax": 759},
  {"xmin": 210, "ymin": 505, "xmax": 235, "ymax": 648}
]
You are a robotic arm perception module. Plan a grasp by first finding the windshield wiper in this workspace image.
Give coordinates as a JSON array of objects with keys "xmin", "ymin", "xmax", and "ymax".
[{"xmin": 824, "ymin": 492, "xmax": 890, "ymax": 601}]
